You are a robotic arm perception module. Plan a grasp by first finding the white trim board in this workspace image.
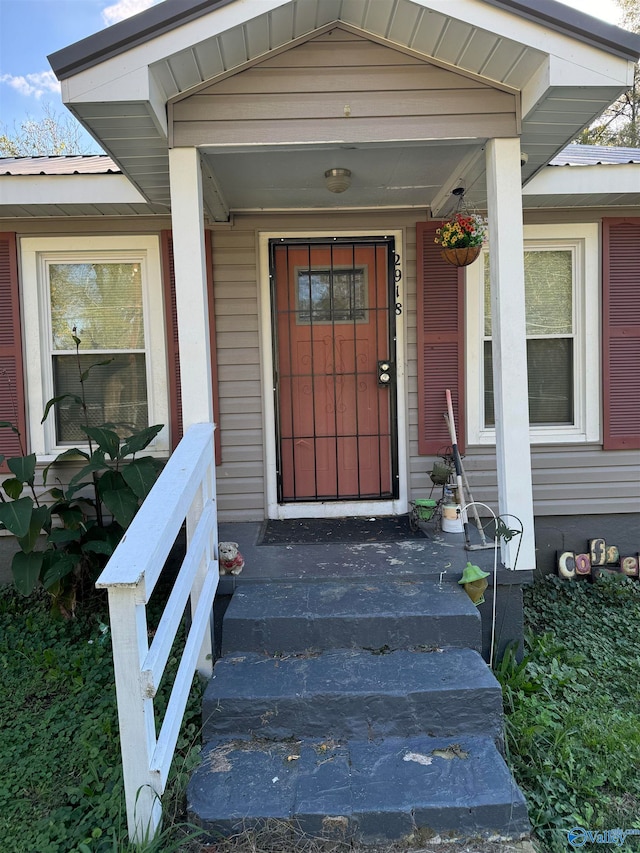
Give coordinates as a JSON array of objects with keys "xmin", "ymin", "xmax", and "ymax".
[
  {"xmin": 465, "ymin": 222, "xmax": 601, "ymax": 446},
  {"xmin": 20, "ymin": 234, "xmax": 170, "ymax": 457}
]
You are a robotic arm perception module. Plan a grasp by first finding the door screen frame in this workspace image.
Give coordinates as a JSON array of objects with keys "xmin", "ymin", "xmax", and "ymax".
[{"xmin": 258, "ymin": 230, "xmax": 408, "ymax": 520}]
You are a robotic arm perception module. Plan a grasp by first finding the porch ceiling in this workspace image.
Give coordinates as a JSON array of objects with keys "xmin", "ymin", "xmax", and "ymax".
[
  {"xmin": 49, "ymin": 0, "xmax": 640, "ymax": 221},
  {"xmin": 199, "ymin": 141, "xmax": 479, "ymax": 213}
]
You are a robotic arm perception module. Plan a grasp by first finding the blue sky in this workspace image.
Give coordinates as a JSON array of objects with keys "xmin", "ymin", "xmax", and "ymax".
[
  {"xmin": 0, "ymin": 0, "xmax": 164, "ymax": 151},
  {"xmin": 0, "ymin": 0, "xmax": 624, "ymax": 155}
]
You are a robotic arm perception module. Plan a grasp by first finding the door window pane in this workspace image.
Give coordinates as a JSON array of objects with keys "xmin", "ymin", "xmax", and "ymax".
[{"xmin": 297, "ymin": 267, "xmax": 367, "ymax": 323}]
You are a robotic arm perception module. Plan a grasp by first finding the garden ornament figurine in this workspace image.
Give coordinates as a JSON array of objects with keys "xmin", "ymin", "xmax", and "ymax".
[
  {"xmin": 218, "ymin": 542, "xmax": 245, "ymax": 575},
  {"xmin": 458, "ymin": 561, "xmax": 490, "ymax": 606}
]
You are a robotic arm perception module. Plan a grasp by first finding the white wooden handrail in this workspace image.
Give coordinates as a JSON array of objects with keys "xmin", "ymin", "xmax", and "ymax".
[{"xmin": 96, "ymin": 422, "xmax": 219, "ymax": 843}]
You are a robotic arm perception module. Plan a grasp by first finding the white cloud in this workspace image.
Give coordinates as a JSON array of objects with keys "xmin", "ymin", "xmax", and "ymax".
[
  {"xmin": 556, "ymin": 0, "xmax": 621, "ymax": 25},
  {"xmin": 102, "ymin": 0, "xmax": 162, "ymax": 26},
  {"xmin": 0, "ymin": 71, "xmax": 61, "ymax": 99}
]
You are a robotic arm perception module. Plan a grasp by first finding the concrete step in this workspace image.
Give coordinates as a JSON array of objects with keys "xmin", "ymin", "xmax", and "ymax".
[
  {"xmin": 202, "ymin": 647, "xmax": 503, "ymax": 744},
  {"xmin": 221, "ymin": 579, "xmax": 481, "ymax": 655},
  {"xmin": 188, "ymin": 733, "xmax": 530, "ymax": 844}
]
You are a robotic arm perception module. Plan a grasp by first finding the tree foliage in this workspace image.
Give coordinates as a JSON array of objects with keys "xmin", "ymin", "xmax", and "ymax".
[
  {"xmin": 577, "ymin": 0, "xmax": 640, "ymax": 147},
  {"xmin": 0, "ymin": 102, "xmax": 94, "ymax": 156}
]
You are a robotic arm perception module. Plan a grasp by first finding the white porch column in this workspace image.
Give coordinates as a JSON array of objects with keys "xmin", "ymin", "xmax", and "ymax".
[
  {"xmin": 485, "ymin": 138, "xmax": 536, "ymax": 570},
  {"xmin": 168, "ymin": 147, "xmax": 213, "ymax": 429}
]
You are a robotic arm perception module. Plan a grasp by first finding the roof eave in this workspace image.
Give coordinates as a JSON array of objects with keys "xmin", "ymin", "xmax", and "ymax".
[
  {"xmin": 48, "ymin": 0, "xmax": 236, "ymax": 79},
  {"xmin": 485, "ymin": 0, "xmax": 640, "ymax": 61},
  {"xmin": 49, "ymin": 0, "xmax": 640, "ymax": 82}
]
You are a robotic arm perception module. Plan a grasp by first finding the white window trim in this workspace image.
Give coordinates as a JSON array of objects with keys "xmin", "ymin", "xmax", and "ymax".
[
  {"xmin": 466, "ymin": 223, "xmax": 600, "ymax": 445},
  {"xmin": 20, "ymin": 235, "xmax": 170, "ymax": 458}
]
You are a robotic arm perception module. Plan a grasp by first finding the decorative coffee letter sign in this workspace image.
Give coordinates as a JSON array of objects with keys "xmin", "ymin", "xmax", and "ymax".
[
  {"xmin": 589, "ymin": 539, "xmax": 606, "ymax": 566},
  {"xmin": 575, "ymin": 553, "xmax": 591, "ymax": 576},
  {"xmin": 558, "ymin": 552, "xmax": 576, "ymax": 579}
]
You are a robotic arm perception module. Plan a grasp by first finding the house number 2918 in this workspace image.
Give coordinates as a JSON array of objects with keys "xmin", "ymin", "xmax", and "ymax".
[{"xmin": 394, "ymin": 252, "xmax": 402, "ymax": 315}]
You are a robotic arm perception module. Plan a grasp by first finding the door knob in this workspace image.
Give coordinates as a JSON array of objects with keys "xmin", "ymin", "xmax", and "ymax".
[{"xmin": 377, "ymin": 360, "xmax": 394, "ymax": 386}]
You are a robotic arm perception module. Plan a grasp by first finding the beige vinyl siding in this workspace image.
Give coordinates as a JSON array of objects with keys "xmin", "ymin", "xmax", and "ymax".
[
  {"xmin": 40, "ymin": 210, "xmax": 628, "ymax": 523},
  {"xmin": 6, "ymin": 211, "xmax": 638, "ymax": 522},
  {"xmin": 410, "ymin": 446, "xmax": 640, "ymax": 516},
  {"xmin": 403, "ymin": 208, "xmax": 639, "ymax": 518},
  {"xmin": 171, "ymin": 29, "xmax": 518, "ymax": 147},
  {"xmin": 210, "ymin": 228, "xmax": 265, "ymax": 520}
]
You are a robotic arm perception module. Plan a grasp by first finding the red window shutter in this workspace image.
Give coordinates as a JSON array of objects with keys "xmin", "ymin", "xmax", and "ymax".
[
  {"xmin": 416, "ymin": 221, "xmax": 465, "ymax": 455},
  {"xmin": 161, "ymin": 230, "xmax": 221, "ymax": 462},
  {"xmin": 0, "ymin": 233, "xmax": 26, "ymax": 470},
  {"xmin": 602, "ymin": 218, "xmax": 640, "ymax": 451}
]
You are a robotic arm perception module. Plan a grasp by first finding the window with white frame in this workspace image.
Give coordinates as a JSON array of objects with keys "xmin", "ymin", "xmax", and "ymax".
[
  {"xmin": 466, "ymin": 224, "xmax": 600, "ymax": 445},
  {"xmin": 21, "ymin": 236, "xmax": 169, "ymax": 456},
  {"xmin": 49, "ymin": 260, "xmax": 148, "ymax": 443}
]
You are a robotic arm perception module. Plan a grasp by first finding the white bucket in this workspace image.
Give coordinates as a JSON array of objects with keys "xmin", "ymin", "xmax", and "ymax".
[{"xmin": 441, "ymin": 504, "xmax": 464, "ymax": 534}]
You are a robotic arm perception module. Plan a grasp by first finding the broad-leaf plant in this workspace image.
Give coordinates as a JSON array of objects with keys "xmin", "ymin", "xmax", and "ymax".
[{"xmin": 0, "ymin": 333, "xmax": 163, "ymax": 616}]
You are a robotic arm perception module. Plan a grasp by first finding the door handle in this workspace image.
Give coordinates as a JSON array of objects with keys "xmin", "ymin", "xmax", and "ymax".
[{"xmin": 377, "ymin": 360, "xmax": 394, "ymax": 386}]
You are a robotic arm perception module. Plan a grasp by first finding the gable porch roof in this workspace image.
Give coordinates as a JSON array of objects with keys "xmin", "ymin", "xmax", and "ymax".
[{"xmin": 44, "ymin": 0, "xmax": 640, "ymax": 221}]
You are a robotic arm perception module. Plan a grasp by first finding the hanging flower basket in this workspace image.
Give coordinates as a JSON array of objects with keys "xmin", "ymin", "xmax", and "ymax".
[
  {"xmin": 440, "ymin": 245, "xmax": 482, "ymax": 267},
  {"xmin": 435, "ymin": 212, "xmax": 487, "ymax": 268}
]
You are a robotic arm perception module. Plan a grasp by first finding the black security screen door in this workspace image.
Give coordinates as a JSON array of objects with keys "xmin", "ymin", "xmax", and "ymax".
[{"xmin": 270, "ymin": 238, "xmax": 398, "ymax": 502}]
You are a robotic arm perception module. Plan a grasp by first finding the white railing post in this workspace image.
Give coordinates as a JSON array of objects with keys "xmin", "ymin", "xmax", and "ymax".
[
  {"xmin": 187, "ymin": 429, "xmax": 216, "ymax": 678},
  {"xmin": 97, "ymin": 423, "xmax": 219, "ymax": 843},
  {"xmin": 107, "ymin": 586, "xmax": 162, "ymax": 842}
]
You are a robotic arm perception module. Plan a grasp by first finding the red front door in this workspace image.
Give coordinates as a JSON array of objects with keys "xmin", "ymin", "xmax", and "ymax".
[{"xmin": 272, "ymin": 239, "xmax": 396, "ymax": 502}]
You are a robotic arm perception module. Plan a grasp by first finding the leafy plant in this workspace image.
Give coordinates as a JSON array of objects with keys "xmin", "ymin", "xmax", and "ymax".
[
  {"xmin": 0, "ymin": 585, "xmax": 204, "ymax": 853},
  {"xmin": 497, "ymin": 574, "xmax": 640, "ymax": 853},
  {"xmin": 0, "ymin": 332, "xmax": 163, "ymax": 616}
]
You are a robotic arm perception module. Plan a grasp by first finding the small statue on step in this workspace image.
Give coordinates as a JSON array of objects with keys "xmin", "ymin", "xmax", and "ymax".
[{"xmin": 218, "ymin": 541, "xmax": 245, "ymax": 575}]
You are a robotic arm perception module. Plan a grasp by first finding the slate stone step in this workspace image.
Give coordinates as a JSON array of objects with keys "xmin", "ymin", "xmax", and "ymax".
[
  {"xmin": 221, "ymin": 579, "xmax": 481, "ymax": 654},
  {"xmin": 188, "ymin": 734, "xmax": 530, "ymax": 843},
  {"xmin": 203, "ymin": 647, "xmax": 503, "ymax": 744}
]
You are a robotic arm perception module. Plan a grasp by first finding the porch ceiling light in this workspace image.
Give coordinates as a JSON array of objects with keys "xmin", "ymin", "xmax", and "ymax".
[{"xmin": 325, "ymin": 168, "xmax": 351, "ymax": 193}]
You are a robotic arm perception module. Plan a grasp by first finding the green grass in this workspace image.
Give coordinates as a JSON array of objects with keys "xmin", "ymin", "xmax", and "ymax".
[
  {"xmin": 0, "ymin": 584, "xmax": 204, "ymax": 853},
  {"xmin": 497, "ymin": 573, "xmax": 640, "ymax": 853}
]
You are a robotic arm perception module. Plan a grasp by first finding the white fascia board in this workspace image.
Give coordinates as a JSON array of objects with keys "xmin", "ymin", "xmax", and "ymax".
[
  {"xmin": 62, "ymin": 67, "xmax": 167, "ymax": 138},
  {"xmin": 521, "ymin": 54, "xmax": 632, "ymax": 123},
  {"xmin": 60, "ymin": 0, "xmax": 291, "ymax": 104},
  {"xmin": 525, "ymin": 163, "xmax": 640, "ymax": 198},
  {"xmin": 520, "ymin": 57, "xmax": 551, "ymax": 120},
  {"xmin": 415, "ymin": 0, "xmax": 632, "ymax": 84},
  {"xmin": 547, "ymin": 54, "xmax": 635, "ymax": 88},
  {"xmin": 62, "ymin": 62, "xmax": 151, "ymax": 104},
  {"xmin": 0, "ymin": 174, "xmax": 146, "ymax": 206},
  {"xmin": 148, "ymin": 70, "xmax": 169, "ymax": 136}
]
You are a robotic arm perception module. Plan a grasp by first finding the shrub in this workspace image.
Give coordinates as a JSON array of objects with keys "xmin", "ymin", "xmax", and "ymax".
[
  {"xmin": 497, "ymin": 574, "xmax": 640, "ymax": 852},
  {"xmin": 0, "ymin": 333, "xmax": 163, "ymax": 616}
]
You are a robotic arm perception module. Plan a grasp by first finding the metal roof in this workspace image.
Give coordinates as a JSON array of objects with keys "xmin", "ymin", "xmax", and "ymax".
[
  {"xmin": 6, "ymin": 145, "xmax": 640, "ymax": 177},
  {"xmin": 2, "ymin": 146, "xmax": 640, "ymax": 215},
  {"xmin": 0, "ymin": 157, "xmax": 169, "ymax": 218},
  {"xmin": 549, "ymin": 144, "xmax": 640, "ymax": 166},
  {"xmin": 0, "ymin": 156, "xmax": 120, "ymax": 176}
]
